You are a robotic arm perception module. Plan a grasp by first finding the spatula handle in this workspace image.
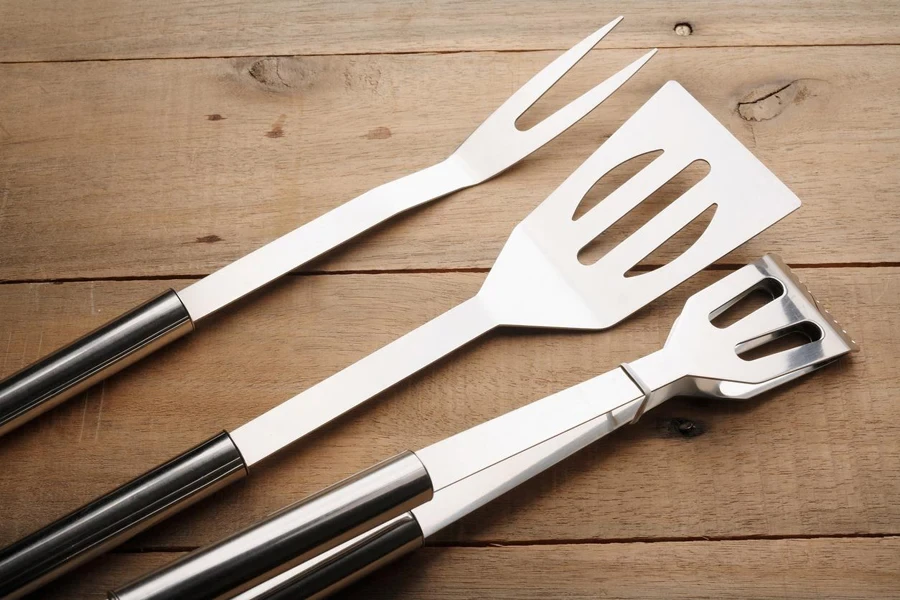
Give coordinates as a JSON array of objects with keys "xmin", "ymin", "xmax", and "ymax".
[
  {"xmin": 110, "ymin": 451, "xmax": 432, "ymax": 600},
  {"xmin": 0, "ymin": 289, "xmax": 193, "ymax": 437},
  {"xmin": 0, "ymin": 431, "xmax": 246, "ymax": 600}
]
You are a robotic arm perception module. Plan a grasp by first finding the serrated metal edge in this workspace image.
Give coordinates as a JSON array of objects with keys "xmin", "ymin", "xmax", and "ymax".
[{"xmin": 763, "ymin": 254, "xmax": 859, "ymax": 352}]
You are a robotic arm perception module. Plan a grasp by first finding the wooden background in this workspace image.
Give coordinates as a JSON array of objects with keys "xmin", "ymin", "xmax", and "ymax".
[{"xmin": 1, "ymin": 2, "xmax": 898, "ymax": 598}]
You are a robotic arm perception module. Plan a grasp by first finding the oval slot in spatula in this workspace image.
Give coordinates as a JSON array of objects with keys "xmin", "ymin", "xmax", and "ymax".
[
  {"xmin": 571, "ymin": 150, "xmax": 664, "ymax": 221},
  {"xmin": 577, "ymin": 157, "xmax": 710, "ymax": 266}
]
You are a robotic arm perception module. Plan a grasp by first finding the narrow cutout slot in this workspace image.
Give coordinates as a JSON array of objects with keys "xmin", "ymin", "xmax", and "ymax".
[
  {"xmin": 578, "ymin": 159, "xmax": 710, "ymax": 266},
  {"xmin": 736, "ymin": 322, "xmax": 823, "ymax": 362},
  {"xmin": 624, "ymin": 204, "xmax": 716, "ymax": 277},
  {"xmin": 709, "ymin": 277, "xmax": 785, "ymax": 329},
  {"xmin": 573, "ymin": 151, "xmax": 663, "ymax": 221}
]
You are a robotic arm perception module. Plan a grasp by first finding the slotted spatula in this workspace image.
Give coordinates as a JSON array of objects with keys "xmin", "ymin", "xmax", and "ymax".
[
  {"xmin": 113, "ymin": 254, "xmax": 856, "ymax": 600},
  {"xmin": 0, "ymin": 81, "xmax": 800, "ymax": 599}
]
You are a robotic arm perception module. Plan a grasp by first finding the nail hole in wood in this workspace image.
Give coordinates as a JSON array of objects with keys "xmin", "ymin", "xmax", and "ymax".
[{"xmin": 674, "ymin": 22, "xmax": 693, "ymax": 36}]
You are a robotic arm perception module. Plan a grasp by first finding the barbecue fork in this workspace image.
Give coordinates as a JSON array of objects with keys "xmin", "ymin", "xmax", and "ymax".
[
  {"xmin": 111, "ymin": 255, "xmax": 858, "ymax": 600},
  {"xmin": 0, "ymin": 81, "xmax": 800, "ymax": 599},
  {"xmin": 0, "ymin": 17, "xmax": 654, "ymax": 437}
]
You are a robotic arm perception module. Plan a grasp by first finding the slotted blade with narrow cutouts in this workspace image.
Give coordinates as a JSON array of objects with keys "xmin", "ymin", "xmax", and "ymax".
[{"xmin": 478, "ymin": 81, "xmax": 802, "ymax": 330}]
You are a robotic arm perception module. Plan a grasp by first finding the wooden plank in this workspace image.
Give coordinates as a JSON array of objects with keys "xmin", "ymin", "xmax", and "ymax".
[
  {"xmin": 33, "ymin": 538, "xmax": 900, "ymax": 599},
  {"xmin": 338, "ymin": 538, "xmax": 900, "ymax": 600},
  {"xmin": 1, "ymin": 1, "xmax": 899, "ymax": 62},
  {"xmin": 2, "ymin": 47, "xmax": 899, "ymax": 281},
  {"xmin": 0, "ymin": 267, "xmax": 893, "ymax": 551}
]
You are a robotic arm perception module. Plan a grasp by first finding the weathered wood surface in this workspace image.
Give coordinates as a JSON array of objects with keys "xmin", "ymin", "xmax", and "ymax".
[
  {"xmin": 2, "ymin": 46, "xmax": 899, "ymax": 282},
  {"xmin": 35, "ymin": 538, "xmax": 900, "ymax": 599},
  {"xmin": 1, "ymin": 1, "xmax": 899, "ymax": 61}
]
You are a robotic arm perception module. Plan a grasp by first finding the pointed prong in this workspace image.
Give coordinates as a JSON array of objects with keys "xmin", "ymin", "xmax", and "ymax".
[
  {"xmin": 526, "ymin": 48, "xmax": 657, "ymax": 148},
  {"xmin": 495, "ymin": 17, "xmax": 626, "ymax": 120}
]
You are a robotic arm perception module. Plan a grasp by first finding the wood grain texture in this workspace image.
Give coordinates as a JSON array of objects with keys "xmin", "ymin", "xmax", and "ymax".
[
  {"xmin": 344, "ymin": 538, "xmax": 900, "ymax": 600},
  {"xmin": 1, "ymin": 1, "xmax": 899, "ymax": 62},
  {"xmin": 32, "ymin": 538, "xmax": 900, "ymax": 599},
  {"xmin": 0, "ymin": 268, "xmax": 891, "ymax": 553},
  {"xmin": 2, "ymin": 46, "xmax": 899, "ymax": 281},
  {"xmin": 2, "ymin": 4, "xmax": 897, "ymax": 597}
]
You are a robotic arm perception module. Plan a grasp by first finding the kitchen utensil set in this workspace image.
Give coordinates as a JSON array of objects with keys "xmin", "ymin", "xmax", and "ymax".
[{"xmin": 0, "ymin": 17, "xmax": 858, "ymax": 600}]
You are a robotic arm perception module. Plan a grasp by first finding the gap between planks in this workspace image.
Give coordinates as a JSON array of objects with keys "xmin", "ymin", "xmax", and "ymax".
[
  {"xmin": 112, "ymin": 531, "xmax": 900, "ymax": 555},
  {"xmin": 2, "ymin": 262, "xmax": 899, "ymax": 287},
  {"xmin": 2, "ymin": 41, "xmax": 900, "ymax": 67}
]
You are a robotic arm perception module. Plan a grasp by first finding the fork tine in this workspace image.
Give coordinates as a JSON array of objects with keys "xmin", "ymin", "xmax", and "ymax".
[
  {"xmin": 526, "ymin": 48, "xmax": 657, "ymax": 147},
  {"xmin": 496, "ymin": 16, "xmax": 626, "ymax": 120}
]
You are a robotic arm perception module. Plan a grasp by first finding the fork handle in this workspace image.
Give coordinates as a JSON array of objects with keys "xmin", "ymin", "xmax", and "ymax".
[
  {"xmin": 0, "ymin": 289, "xmax": 193, "ymax": 437},
  {"xmin": 111, "ymin": 452, "xmax": 432, "ymax": 600},
  {"xmin": 0, "ymin": 432, "xmax": 246, "ymax": 600}
]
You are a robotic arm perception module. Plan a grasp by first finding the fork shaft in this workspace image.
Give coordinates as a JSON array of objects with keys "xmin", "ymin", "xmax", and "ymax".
[{"xmin": 178, "ymin": 157, "xmax": 472, "ymax": 321}]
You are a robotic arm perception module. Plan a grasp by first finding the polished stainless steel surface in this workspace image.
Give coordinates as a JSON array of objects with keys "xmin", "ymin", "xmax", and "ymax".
[
  {"xmin": 112, "ymin": 452, "xmax": 431, "ymax": 600},
  {"xmin": 415, "ymin": 369, "xmax": 642, "ymax": 491},
  {"xmin": 228, "ymin": 255, "xmax": 857, "ymax": 600},
  {"xmin": 478, "ymin": 81, "xmax": 801, "ymax": 330},
  {"xmin": 0, "ymin": 431, "xmax": 246, "ymax": 600},
  {"xmin": 0, "ymin": 18, "xmax": 651, "ymax": 441},
  {"xmin": 412, "ymin": 391, "xmax": 645, "ymax": 537},
  {"xmin": 229, "ymin": 513, "xmax": 423, "ymax": 600},
  {"xmin": 232, "ymin": 80, "xmax": 802, "ymax": 467},
  {"xmin": 178, "ymin": 17, "xmax": 653, "ymax": 321},
  {"xmin": 0, "ymin": 290, "xmax": 192, "ymax": 437}
]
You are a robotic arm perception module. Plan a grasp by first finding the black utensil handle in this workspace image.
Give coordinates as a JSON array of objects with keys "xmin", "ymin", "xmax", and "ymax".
[
  {"xmin": 111, "ymin": 451, "xmax": 433, "ymax": 600},
  {"xmin": 0, "ymin": 431, "xmax": 247, "ymax": 600},
  {"xmin": 233, "ymin": 512, "xmax": 424, "ymax": 600},
  {"xmin": 0, "ymin": 289, "xmax": 193, "ymax": 437}
]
